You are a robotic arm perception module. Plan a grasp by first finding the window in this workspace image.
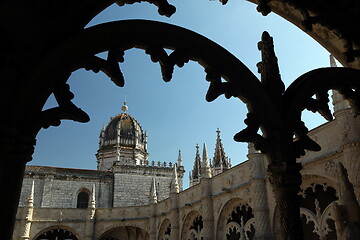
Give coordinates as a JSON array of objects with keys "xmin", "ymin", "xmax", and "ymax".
[{"xmin": 77, "ymin": 191, "xmax": 89, "ymax": 209}]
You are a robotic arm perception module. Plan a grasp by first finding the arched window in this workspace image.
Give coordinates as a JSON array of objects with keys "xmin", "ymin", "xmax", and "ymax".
[{"xmin": 77, "ymin": 191, "xmax": 89, "ymax": 209}]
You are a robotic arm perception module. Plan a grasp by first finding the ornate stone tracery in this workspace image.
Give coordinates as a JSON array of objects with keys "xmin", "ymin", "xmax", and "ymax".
[
  {"xmin": 274, "ymin": 182, "xmax": 339, "ymax": 240},
  {"xmin": 300, "ymin": 184, "xmax": 338, "ymax": 240},
  {"xmin": 188, "ymin": 216, "xmax": 204, "ymax": 240},
  {"xmin": 158, "ymin": 218, "xmax": 171, "ymax": 240},
  {"xmin": 34, "ymin": 227, "xmax": 79, "ymax": 240},
  {"xmin": 181, "ymin": 211, "xmax": 204, "ymax": 240},
  {"xmin": 216, "ymin": 199, "xmax": 255, "ymax": 240},
  {"xmin": 225, "ymin": 204, "xmax": 255, "ymax": 240}
]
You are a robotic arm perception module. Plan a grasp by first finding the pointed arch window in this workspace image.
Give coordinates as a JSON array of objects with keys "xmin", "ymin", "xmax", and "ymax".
[{"xmin": 77, "ymin": 191, "xmax": 89, "ymax": 209}]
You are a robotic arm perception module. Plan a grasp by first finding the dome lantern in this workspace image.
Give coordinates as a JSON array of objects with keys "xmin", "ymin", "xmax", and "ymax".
[{"xmin": 96, "ymin": 100, "xmax": 149, "ymax": 170}]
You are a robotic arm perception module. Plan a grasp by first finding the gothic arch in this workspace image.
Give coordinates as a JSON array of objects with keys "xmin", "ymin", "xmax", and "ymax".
[
  {"xmin": 273, "ymin": 179, "xmax": 339, "ymax": 239},
  {"xmin": 216, "ymin": 198, "xmax": 255, "ymax": 240},
  {"xmin": 181, "ymin": 210, "xmax": 203, "ymax": 240},
  {"xmin": 301, "ymin": 174, "xmax": 339, "ymax": 198},
  {"xmin": 96, "ymin": 222, "xmax": 150, "ymax": 239},
  {"xmin": 158, "ymin": 218, "xmax": 171, "ymax": 240},
  {"xmin": 98, "ymin": 226, "xmax": 149, "ymax": 240},
  {"xmin": 33, "ymin": 225, "xmax": 79, "ymax": 240}
]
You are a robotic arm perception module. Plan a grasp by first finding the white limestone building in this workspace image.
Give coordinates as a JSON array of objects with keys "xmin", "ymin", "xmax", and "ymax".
[{"xmin": 12, "ymin": 82, "xmax": 360, "ymax": 240}]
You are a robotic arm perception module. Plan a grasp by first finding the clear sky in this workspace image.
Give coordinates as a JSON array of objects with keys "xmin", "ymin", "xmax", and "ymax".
[{"xmin": 31, "ymin": 0, "xmax": 333, "ymax": 188}]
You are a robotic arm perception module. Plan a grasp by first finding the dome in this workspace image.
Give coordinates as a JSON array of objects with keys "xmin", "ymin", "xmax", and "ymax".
[{"xmin": 99, "ymin": 102, "xmax": 147, "ymax": 151}]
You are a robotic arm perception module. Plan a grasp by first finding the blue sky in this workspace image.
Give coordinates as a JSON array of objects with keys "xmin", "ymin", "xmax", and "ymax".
[{"xmin": 31, "ymin": 0, "xmax": 332, "ymax": 188}]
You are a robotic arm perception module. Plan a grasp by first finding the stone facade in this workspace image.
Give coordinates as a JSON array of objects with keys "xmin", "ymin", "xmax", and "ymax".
[{"xmin": 12, "ymin": 92, "xmax": 360, "ymax": 240}]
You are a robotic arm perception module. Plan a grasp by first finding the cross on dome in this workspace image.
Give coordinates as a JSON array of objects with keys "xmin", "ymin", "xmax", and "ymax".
[{"xmin": 121, "ymin": 96, "xmax": 128, "ymax": 113}]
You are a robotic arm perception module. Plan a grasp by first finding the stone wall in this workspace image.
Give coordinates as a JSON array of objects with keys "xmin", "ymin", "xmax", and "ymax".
[
  {"xmin": 19, "ymin": 166, "xmax": 113, "ymax": 208},
  {"xmin": 111, "ymin": 163, "xmax": 184, "ymax": 207},
  {"xmin": 13, "ymin": 106, "xmax": 360, "ymax": 240}
]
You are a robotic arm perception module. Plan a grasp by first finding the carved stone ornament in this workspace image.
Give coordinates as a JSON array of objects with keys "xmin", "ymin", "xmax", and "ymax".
[
  {"xmin": 324, "ymin": 160, "xmax": 335, "ymax": 172},
  {"xmin": 224, "ymin": 204, "xmax": 255, "ymax": 240}
]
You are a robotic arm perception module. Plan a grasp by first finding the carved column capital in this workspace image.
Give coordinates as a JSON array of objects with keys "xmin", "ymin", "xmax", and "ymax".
[{"xmin": 268, "ymin": 162, "xmax": 302, "ymax": 189}]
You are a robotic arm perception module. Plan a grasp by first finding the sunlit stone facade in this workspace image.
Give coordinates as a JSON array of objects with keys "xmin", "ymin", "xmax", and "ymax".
[{"xmin": 13, "ymin": 94, "xmax": 360, "ymax": 240}]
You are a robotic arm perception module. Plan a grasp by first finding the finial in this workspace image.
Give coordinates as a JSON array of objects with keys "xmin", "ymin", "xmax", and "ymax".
[
  {"xmin": 202, "ymin": 143, "xmax": 212, "ymax": 178},
  {"xmin": 213, "ymin": 128, "xmax": 231, "ymax": 172},
  {"xmin": 121, "ymin": 95, "xmax": 128, "ymax": 113},
  {"xmin": 150, "ymin": 178, "xmax": 158, "ymax": 204},
  {"xmin": 178, "ymin": 150, "xmax": 183, "ymax": 166},
  {"xmin": 27, "ymin": 181, "xmax": 35, "ymax": 207},
  {"xmin": 90, "ymin": 184, "xmax": 96, "ymax": 208},
  {"xmin": 171, "ymin": 164, "xmax": 180, "ymax": 193},
  {"xmin": 216, "ymin": 128, "xmax": 221, "ymax": 136},
  {"xmin": 330, "ymin": 55, "xmax": 338, "ymax": 67}
]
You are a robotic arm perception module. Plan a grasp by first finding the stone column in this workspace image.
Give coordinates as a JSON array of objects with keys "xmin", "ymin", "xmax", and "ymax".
[
  {"xmin": 248, "ymin": 144, "xmax": 272, "ymax": 240},
  {"xmin": 200, "ymin": 143, "xmax": 214, "ymax": 239},
  {"xmin": 200, "ymin": 178, "xmax": 214, "ymax": 239},
  {"xmin": 0, "ymin": 125, "xmax": 35, "ymax": 239},
  {"xmin": 268, "ymin": 161, "xmax": 303, "ymax": 240},
  {"xmin": 170, "ymin": 192, "xmax": 179, "ymax": 240},
  {"xmin": 149, "ymin": 203, "xmax": 157, "ymax": 239}
]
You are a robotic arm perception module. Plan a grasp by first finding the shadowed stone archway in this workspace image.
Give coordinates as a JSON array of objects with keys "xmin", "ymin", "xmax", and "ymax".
[{"xmin": 99, "ymin": 226, "xmax": 149, "ymax": 240}]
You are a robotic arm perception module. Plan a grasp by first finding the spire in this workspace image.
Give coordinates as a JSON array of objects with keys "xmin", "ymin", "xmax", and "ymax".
[
  {"xmin": 201, "ymin": 143, "xmax": 212, "ymax": 178},
  {"xmin": 171, "ymin": 164, "xmax": 180, "ymax": 193},
  {"xmin": 27, "ymin": 181, "xmax": 35, "ymax": 207},
  {"xmin": 150, "ymin": 178, "xmax": 158, "ymax": 204},
  {"xmin": 192, "ymin": 144, "xmax": 201, "ymax": 181},
  {"xmin": 121, "ymin": 95, "xmax": 128, "ymax": 113},
  {"xmin": 90, "ymin": 184, "xmax": 96, "ymax": 208},
  {"xmin": 330, "ymin": 55, "xmax": 350, "ymax": 114},
  {"xmin": 177, "ymin": 150, "xmax": 183, "ymax": 166},
  {"xmin": 213, "ymin": 128, "xmax": 231, "ymax": 173}
]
